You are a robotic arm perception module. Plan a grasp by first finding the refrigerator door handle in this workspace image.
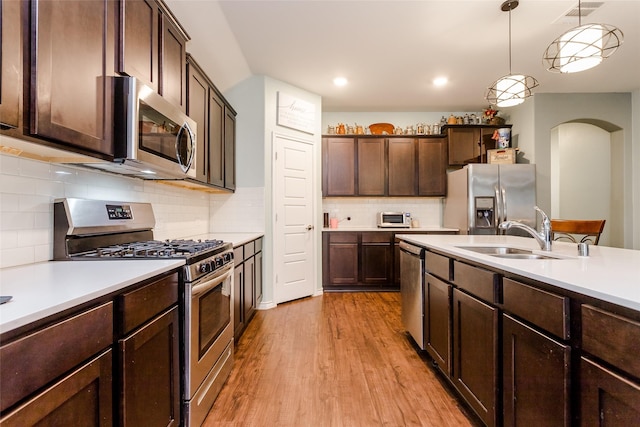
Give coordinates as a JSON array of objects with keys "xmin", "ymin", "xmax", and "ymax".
[
  {"xmin": 494, "ymin": 186, "xmax": 502, "ymax": 230},
  {"xmin": 501, "ymin": 186, "xmax": 508, "ymax": 222}
]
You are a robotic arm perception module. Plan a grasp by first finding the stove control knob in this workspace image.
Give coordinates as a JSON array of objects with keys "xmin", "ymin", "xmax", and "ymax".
[{"xmin": 199, "ymin": 262, "xmax": 211, "ymax": 274}]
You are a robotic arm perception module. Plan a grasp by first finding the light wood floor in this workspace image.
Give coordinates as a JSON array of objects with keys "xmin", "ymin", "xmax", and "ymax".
[{"xmin": 203, "ymin": 292, "xmax": 480, "ymax": 426}]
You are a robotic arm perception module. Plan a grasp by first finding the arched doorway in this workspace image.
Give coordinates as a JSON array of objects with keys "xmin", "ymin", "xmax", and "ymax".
[{"xmin": 550, "ymin": 122, "xmax": 624, "ymax": 247}]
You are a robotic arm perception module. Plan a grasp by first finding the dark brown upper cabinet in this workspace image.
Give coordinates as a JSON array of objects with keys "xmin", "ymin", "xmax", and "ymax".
[
  {"xmin": 30, "ymin": 0, "xmax": 117, "ymax": 157},
  {"xmin": 119, "ymin": 0, "xmax": 189, "ymax": 112},
  {"xmin": 186, "ymin": 54, "xmax": 236, "ymax": 191},
  {"xmin": 322, "ymin": 135, "xmax": 447, "ymax": 197},
  {"xmin": 444, "ymin": 124, "xmax": 512, "ymax": 165},
  {"xmin": 0, "ymin": 0, "xmax": 22, "ymax": 130}
]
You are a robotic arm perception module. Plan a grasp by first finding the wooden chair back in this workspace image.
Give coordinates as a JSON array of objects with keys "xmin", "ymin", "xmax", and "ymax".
[{"xmin": 550, "ymin": 219, "xmax": 606, "ymax": 245}]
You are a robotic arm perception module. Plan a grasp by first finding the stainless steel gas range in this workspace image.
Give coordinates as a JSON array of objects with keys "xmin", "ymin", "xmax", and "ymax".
[{"xmin": 53, "ymin": 198, "xmax": 234, "ymax": 427}]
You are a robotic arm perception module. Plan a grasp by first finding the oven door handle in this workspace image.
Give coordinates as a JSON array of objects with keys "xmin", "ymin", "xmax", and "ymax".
[{"xmin": 191, "ymin": 263, "xmax": 234, "ymax": 297}]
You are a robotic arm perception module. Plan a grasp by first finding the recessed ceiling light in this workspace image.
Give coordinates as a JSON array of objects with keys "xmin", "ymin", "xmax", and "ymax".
[
  {"xmin": 433, "ymin": 77, "xmax": 448, "ymax": 87},
  {"xmin": 333, "ymin": 77, "xmax": 348, "ymax": 87}
]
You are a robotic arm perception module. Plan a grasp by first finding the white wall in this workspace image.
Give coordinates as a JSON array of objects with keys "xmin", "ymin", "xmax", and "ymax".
[
  {"xmin": 323, "ymin": 197, "xmax": 442, "ymax": 228},
  {"xmin": 510, "ymin": 92, "xmax": 637, "ymax": 249},
  {"xmin": 551, "ymin": 123, "xmax": 611, "ymax": 245}
]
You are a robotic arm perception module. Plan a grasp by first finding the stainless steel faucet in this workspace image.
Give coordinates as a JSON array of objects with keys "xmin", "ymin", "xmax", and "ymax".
[{"xmin": 499, "ymin": 206, "xmax": 552, "ymax": 251}]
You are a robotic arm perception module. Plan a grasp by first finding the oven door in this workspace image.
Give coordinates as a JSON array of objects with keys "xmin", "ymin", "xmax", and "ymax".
[{"xmin": 184, "ymin": 263, "xmax": 234, "ymax": 400}]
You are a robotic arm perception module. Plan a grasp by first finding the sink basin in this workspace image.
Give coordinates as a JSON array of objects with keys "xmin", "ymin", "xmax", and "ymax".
[
  {"xmin": 456, "ymin": 246, "xmax": 564, "ymax": 260},
  {"xmin": 490, "ymin": 253, "xmax": 559, "ymax": 260},
  {"xmin": 456, "ymin": 246, "xmax": 532, "ymax": 255}
]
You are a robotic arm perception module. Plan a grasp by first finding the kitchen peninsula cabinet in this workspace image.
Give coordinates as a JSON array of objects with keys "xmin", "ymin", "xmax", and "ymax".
[
  {"xmin": 444, "ymin": 125, "xmax": 511, "ymax": 165},
  {"xmin": 580, "ymin": 304, "xmax": 640, "ymax": 425},
  {"xmin": 451, "ymin": 262, "xmax": 499, "ymax": 427},
  {"xmin": 322, "ymin": 135, "xmax": 447, "ymax": 197},
  {"xmin": 0, "ymin": 0, "xmax": 22, "ymax": 130},
  {"xmin": 399, "ymin": 235, "xmax": 640, "ymax": 427},
  {"xmin": 233, "ymin": 237, "xmax": 263, "ymax": 341},
  {"xmin": 502, "ymin": 278, "xmax": 571, "ymax": 427},
  {"xmin": 30, "ymin": 0, "xmax": 116, "ymax": 157},
  {"xmin": 119, "ymin": 0, "xmax": 189, "ymax": 112},
  {"xmin": 187, "ymin": 54, "xmax": 237, "ymax": 191}
]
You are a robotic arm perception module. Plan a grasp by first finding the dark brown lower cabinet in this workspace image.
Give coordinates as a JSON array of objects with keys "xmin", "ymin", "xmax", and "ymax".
[
  {"xmin": 452, "ymin": 288, "xmax": 498, "ymax": 427},
  {"xmin": 361, "ymin": 232, "xmax": 392, "ymax": 284},
  {"xmin": 502, "ymin": 314, "xmax": 571, "ymax": 427},
  {"xmin": 580, "ymin": 357, "xmax": 640, "ymax": 426},
  {"xmin": 424, "ymin": 273, "xmax": 451, "ymax": 373},
  {"xmin": 0, "ymin": 349, "xmax": 113, "ymax": 426},
  {"xmin": 324, "ymin": 232, "xmax": 359, "ymax": 285},
  {"xmin": 234, "ymin": 238, "xmax": 263, "ymax": 341},
  {"xmin": 118, "ymin": 306, "xmax": 180, "ymax": 427}
]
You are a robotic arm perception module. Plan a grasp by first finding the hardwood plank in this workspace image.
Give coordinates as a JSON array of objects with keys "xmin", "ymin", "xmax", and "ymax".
[{"xmin": 204, "ymin": 292, "xmax": 479, "ymax": 426}]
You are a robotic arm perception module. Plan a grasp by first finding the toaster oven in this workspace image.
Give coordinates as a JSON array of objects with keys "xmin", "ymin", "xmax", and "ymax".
[{"xmin": 377, "ymin": 212, "xmax": 411, "ymax": 228}]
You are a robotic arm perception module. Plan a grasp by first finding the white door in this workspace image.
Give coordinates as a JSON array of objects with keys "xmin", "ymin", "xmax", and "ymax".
[{"xmin": 273, "ymin": 133, "xmax": 315, "ymax": 303}]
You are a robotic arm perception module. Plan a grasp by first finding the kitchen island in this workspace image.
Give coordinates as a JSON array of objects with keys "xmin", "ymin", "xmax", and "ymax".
[{"xmin": 396, "ymin": 234, "xmax": 640, "ymax": 427}]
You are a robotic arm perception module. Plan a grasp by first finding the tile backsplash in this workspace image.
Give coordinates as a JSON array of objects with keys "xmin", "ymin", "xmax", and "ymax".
[
  {"xmin": 0, "ymin": 153, "xmax": 265, "ymax": 269},
  {"xmin": 322, "ymin": 197, "xmax": 442, "ymax": 228}
]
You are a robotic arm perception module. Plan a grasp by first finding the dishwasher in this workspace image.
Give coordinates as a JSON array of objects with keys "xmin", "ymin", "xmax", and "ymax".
[{"xmin": 399, "ymin": 240, "xmax": 425, "ymax": 349}]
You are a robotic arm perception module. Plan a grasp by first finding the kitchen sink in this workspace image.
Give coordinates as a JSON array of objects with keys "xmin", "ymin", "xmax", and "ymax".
[{"xmin": 456, "ymin": 246, "xmax": 564, "ymax": 260}]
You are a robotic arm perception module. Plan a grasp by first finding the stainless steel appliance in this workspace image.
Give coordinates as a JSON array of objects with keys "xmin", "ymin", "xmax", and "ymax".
[
  {"xmin": 444, "ymin": 164, "xmax": 537, "ymax": 235},
  {"xmin": 399, "ymin": 241, "xmax": 425, "ymax": 349},
  {"xmin": 75, "ymin": 77, "xmax": 196, "ymax": 180},
  {"xmin": 53, "ymin": 198, "xmax": 233, "ymax": 427},
  {"xmin": 377, "ymin": 212, "xmax": 411, "ymax": 228}
]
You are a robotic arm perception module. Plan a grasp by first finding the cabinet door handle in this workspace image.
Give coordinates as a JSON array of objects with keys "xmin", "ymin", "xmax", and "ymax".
[{"xmin": 306, "ymin": 225, "xmax": 314, "ymax": 231}]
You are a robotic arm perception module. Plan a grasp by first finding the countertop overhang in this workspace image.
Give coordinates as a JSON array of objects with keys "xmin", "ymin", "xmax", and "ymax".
[
  {"xmin": 396, "ymin": 234, "xmax": 640, "ymax": 312},
  {"xmin": 0, "ymin": 259, "xmax": 185, "ymax": 335}
]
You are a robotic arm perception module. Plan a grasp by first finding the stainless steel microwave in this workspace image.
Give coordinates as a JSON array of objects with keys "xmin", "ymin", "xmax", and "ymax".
[
  {"xmin": 110, "ymin": 76, "xmax": 197, "ymax": 179},
  {"xmin": 377, "ymin": 212, "xmax": 411, "ymax": 228}
]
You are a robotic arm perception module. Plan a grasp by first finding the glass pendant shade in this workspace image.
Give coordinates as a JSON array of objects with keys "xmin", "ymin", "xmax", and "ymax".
[
  {"xmin": 484, "ymin": 0, "xmax": 537, "ymax": 108},
  {"xmin": 486, "ymin": 74, "xmax": 539, "ymax": 108},
  {"xmin": 544, "ymin": 23, "xmax": 623, "ymax": 73}
]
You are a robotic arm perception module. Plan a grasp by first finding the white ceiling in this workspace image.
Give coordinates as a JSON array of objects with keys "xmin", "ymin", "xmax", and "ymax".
[{"xmin": 169, "ymin": 0, "xmax": 640, "ymax": 112}]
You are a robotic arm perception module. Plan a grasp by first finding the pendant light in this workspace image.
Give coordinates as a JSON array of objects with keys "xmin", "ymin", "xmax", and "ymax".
[
  {"xmin": 485, "ymin": 0, "xmax": 538, "ymax": 108},
  {"xmin": 543, "ymin": 0, "xmax": 623, "ymax": 73}
]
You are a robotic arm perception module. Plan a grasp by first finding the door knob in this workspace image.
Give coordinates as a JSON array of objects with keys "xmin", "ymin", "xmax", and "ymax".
[{"xmin": 306, "ymin": 225, "xmax": 314, "ymax": 231}]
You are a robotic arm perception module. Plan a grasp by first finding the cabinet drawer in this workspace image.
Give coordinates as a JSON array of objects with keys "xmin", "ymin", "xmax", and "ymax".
[
  {"xmin": 361, "ymin": 232, "xmax": 392, "ymax": 244},
  {"xmin": 328, "ymin": 232, "xmax": 358, "ymax": 244},
  {"xmin": 255, "ymin": 237, "xmax": 263, "ymax": 252},
  {"xmin": 118, "ymin": 272, "xmax": 179, "ymax": 335},
  {"xmin": 453, "ymin": 261, "xmax": 497, "ymax": 304},
  {"xmin": 503, "ymin": 278, "xmax": 569, "ymax": 340},
  {"xmin": 244, "ymin": 241, "xmax": 255, "ymax": 258},
  {"xmin": 425, "ymin": 251, "xmax": 450, "ymax": 281},
  {"xmin": 0, "ymin": 302, "xmax": 113, "ymax": 412},
  {"xmin": 582, "ymin": 305, "xmax": 640, "ymax": 379},
  {"xmin": 234, "ymin": 246, "xmax": 244, "ymax": 263}
]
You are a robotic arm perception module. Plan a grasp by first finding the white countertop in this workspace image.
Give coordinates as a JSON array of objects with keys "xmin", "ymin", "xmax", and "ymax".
[
  {"xmin": 184, "ymin": 232, "xmax": 264, "ymax": 248},
  {"xmin": 323, "ymin": 226, "xmax": 458, "ymax": 232},
  {"xmin": 396, "ymin": 234, "xmax": 640, "ymax": 312},
  {"xmin": 0, "ymin": 259, "xmax": 184, "ymax": 335}
]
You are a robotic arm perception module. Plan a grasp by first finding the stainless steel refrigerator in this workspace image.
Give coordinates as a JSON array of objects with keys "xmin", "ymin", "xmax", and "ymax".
[{"xmin": 444, "ymin": 164, "xmax": 537, "ymax": 235}]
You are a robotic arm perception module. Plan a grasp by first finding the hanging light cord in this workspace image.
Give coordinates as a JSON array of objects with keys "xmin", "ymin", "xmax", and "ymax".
[{"xmin": 507, "ymin": 3, "xmax": 512, "ymax": 74}]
